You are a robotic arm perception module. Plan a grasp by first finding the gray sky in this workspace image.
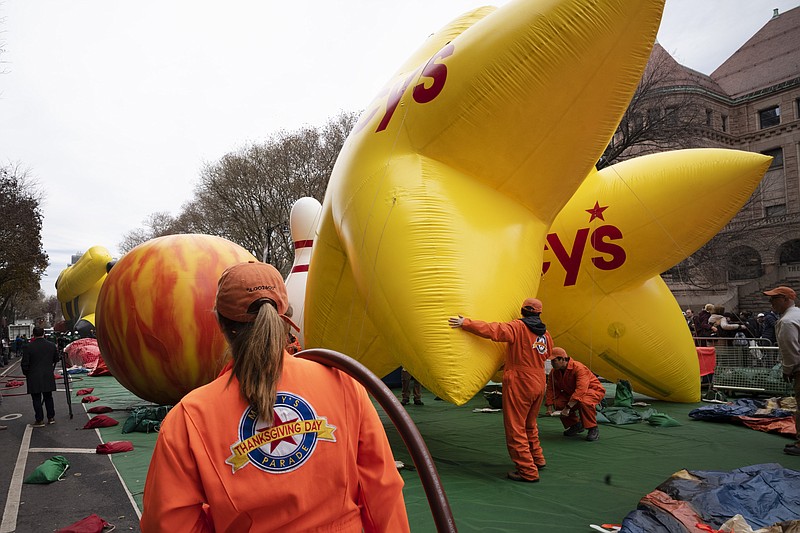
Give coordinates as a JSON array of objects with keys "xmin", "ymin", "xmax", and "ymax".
[{"xmin": 1, "ymin": 0, "xmax": 798, "ymax": 296}]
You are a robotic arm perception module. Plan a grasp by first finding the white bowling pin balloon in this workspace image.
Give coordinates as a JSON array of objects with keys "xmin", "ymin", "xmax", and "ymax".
[{"xmin": 284, "ymin": 197, "xmax": 322, "ymax": 348}]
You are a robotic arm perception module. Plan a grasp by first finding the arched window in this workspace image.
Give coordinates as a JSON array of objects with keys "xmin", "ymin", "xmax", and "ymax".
[
  {"xmin": 778, "ymin": 239, "xmax": 800, "ymax": 265},
  {"xmin": 728, "ymin": 246, "xmax": 762, "ymax": 280}
]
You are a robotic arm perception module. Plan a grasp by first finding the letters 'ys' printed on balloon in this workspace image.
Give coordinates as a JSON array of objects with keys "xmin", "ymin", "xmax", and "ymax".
[{"xmin": 303, "ymin": 0, "xmax": 769, "ymax": 405}]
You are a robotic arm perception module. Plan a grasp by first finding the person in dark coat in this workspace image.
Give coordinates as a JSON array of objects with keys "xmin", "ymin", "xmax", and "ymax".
[{"xmin": 21, "ymin": 326, "xmax": 61, "ymax": 427}]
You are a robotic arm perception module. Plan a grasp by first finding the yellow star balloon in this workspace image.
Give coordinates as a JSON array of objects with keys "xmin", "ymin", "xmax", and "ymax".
[
  {"xmin": 538, "ymin": 149, "xmax": 770, "ymax": 402},
  {"xmin": 305, "ymin": 0, "xmax": 669, "ymax": 405}
]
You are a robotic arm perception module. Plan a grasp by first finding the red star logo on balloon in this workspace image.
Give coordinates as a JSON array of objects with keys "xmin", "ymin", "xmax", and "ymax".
[
  {"xmin": 585, "ymin": 202, "xmax": 608, "ymax": 222},
  {"xmin": 258, "ymin": 411, "xmax": 299, "ymax": 452}
]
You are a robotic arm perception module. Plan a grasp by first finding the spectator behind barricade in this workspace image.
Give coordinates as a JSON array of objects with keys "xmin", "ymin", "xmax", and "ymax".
[
  {"xmin": 696, "ymin": 303, "xmax": 715, "ymax": 346},
  {"xmin": 21, "ymin": 326, "xmax": 61, "ymax": 427},
  {"xmin": 140, "ymin": 261, "xmax": 409, "ymax": 532},
  {"xmin": 761, "ymin": 310, "xmax": 779, "ymax": 345},
  {"xmin": 685, "ymin": 309, "xmax": 698, "ymax": 337},
  {"xmin": 762, "ymin": 286, "xmax": 800, "ymax": 457},
  {"xmin": 741, "ymin": 311, "xmax": 760, "ymax": 338}
]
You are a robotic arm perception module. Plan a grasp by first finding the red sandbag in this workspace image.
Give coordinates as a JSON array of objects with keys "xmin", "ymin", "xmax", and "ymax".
[
  {"xmin": 81, "ymin": 395, "xmax": 100, "ymax": 403},
  {"xmin": 87, "ymin": 406, "xmax": 113, "ymax": 414},
  {"xmin": 96, "ymin": 441, "xmax": 133, "ymax": 454},
  {"xmin": 55, "ymin": 513, "xmax": 111, "ymax": 533},
  {"xmin": 83, "ymin": 415, "xmax": 118, "ymax": 429},
  {"xmin": 88, "ymin": 355, "xmax": 112, "ymax": 377},
  {"xmin": 76, "ymin": 388, "xmax": 95, "ymax": 396}
]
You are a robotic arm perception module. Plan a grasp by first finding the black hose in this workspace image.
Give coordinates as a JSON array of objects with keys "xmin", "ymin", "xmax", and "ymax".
[{"xmin": 296, "ymin": 348, "xmax": 457, "ymax": 533}]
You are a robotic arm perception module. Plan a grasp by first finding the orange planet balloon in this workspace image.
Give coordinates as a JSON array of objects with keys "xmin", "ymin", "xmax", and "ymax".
[{"xmin": 96, "ymin": 234, "xmax": 257, "ymax": 405}]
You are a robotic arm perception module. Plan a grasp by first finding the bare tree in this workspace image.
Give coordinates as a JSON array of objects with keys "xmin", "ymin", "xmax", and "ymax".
[
  {"xmin": 118, "ymin": 211, "xmax": 180, "ymax": 254},
  {"xmin": 120, "ymin": 111, "xmax": 358, "ymax": 277},
  {"xmin": 599, "ymin": 43, "xmax": 710, "ymax": 169}
]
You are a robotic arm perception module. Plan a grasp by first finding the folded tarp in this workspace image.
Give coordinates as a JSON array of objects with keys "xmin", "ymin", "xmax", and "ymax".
[{"xmin": 621, "ymin": 463, "xmax": 800, "ymax": 531}]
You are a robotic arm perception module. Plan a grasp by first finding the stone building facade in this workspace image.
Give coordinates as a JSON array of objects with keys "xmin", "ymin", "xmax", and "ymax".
[{"xmin": 654, "ymin": 6, "xmax": 800, "ymax": 314}]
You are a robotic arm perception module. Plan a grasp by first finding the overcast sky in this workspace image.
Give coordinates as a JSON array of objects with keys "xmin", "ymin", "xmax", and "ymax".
[{"xmin": 1, "ymin": 0, "xmax": 798, "ymax": 297}]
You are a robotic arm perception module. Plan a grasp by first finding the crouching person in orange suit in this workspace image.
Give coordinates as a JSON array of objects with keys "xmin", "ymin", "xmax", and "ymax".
[{"xmin": 545, "ymin": 347, "xmax": 606, "ymax": 442}]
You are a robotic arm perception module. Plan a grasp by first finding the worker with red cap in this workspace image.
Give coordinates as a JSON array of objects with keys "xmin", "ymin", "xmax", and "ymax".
[
  {"xmin": 545, "ymin": 347, "xmax": 606, "ymax": 441},
  {"xmin": 141, "ymin": 261, "xmax": 409, "ymax": 532},
  {"xmin": 449, "ymin": 297, "xmax": 552, "ymax": 483}
]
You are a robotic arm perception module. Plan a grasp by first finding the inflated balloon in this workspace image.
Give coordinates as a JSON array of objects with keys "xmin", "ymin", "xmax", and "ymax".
[
  {"xmin": 538, "ymin": 149, "xmax": 771, "ymax": 402},
  {"xmin": 284, "ymin": 197, "xmax": 323, "ymax": 348},
  {"xmin": 304, "ymin": 0, "xmax": 667, "ymax": 405},
  {"xmin": 55, "ymin": 246, "xmax": 114, "ymax": 337},
  {"xmin": 95, "ymin": 235, "xmax": 257, "ymax": 405}
]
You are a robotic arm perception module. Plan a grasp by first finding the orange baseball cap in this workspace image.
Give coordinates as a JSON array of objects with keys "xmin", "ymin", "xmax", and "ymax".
[
  {"xmin": 763, "ymin": 286, "xmax": 797, "ymax": 300},
  {"xmin": 549, "ymin": 347, "xmax": 568, "ymax": 360},
  {"xmin": 215, "ymin": 261, "xmax": 299, "ymax": 330},
  {"xmin": 522, "ymin": 298, "xmax": 543, "ymax": 312}
]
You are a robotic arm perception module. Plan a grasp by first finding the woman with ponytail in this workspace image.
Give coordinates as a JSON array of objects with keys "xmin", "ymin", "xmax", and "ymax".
[{"xmin": 141, "ymin": 261, "xmax": 409, "ymax": 532}]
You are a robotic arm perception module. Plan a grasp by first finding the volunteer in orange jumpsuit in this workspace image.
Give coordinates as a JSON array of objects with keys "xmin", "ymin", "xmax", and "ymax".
[
  {"xmin": 545, "ymin": 347, "xmax": 606, "ymax": 442},
  {"xmin": 449, "ymin": 298, "xmax": 552, "ymax": 483},
  {"xmin": 141, "ymin": 261, "xmax": 409, "ymax": 532}
]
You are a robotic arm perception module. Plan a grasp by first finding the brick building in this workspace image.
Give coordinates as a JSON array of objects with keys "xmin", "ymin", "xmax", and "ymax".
[{"xmin": 652, "ymin": 6, "xmax": 800, "ymax": 314}]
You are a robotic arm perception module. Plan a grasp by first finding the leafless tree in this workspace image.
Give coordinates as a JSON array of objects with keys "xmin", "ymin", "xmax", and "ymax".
[
  {"xmin": 119, "ymin": 111, "xmax": 358, "ymax": 277},
  {"xmin": 599, "ymin": 44, "xmax": 710, "ymax": 169}
]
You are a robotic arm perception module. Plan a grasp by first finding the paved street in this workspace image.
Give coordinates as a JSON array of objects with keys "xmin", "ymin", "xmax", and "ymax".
[{"xmin": 0, "ymin": 357, "xmax": 141, "ymax": 533}]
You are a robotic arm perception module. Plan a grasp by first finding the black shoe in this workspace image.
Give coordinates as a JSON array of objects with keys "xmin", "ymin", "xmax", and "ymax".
[
  {"xmin": 535, "ymin": 462, "xmax": 546, "ymax": 469},
  {"xmin": 400, "ymin": 399, "xmax": 409, "ymax": 406},
  {"xmin": 586, "ymin": 427, "xmax": 599, "ymax": 441},
  {"xmin": 507, "ymin": 470, "xmax": 539, "ymax": 482},
  {"xmin": 48, "ymin": 418, "xmax": 56, "ymax": 425},
  {"xmin": 32, "ymin": 420, "xmax": 45, "ymax": 428},
  {"xmin": 785, "ymin": 445, "xmax": 800, "ymax": 456},
  {"xmin": 414, "ymin": 399, "xmax": 424, "ymax": 406},
  {"xmin": 563, "ymin": 423, "xmax": 584, "ymax": 437}
]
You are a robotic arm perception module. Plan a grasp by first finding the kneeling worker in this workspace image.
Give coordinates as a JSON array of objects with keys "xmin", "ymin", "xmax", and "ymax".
[{"xmin": 545, "ymin": 347, "xmax": 606, "ymax": 442}]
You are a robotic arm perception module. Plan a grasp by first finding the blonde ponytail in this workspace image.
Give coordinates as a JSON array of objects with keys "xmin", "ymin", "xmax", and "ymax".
[{"xmin": 226, "ymin": 302, "xmax": 286, "ymax": 424}]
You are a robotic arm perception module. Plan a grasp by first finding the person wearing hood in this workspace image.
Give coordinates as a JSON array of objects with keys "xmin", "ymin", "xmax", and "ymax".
[
  {"xmin": 544, "ymin": 347, "xmax": 606, "ymax": 441},
  {"xmin": 449, "ymin": 298, "xmax": 552, "ymax": 483}
]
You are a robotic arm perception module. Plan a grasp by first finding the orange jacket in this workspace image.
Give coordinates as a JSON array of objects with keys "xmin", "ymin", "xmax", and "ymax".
[
  {"xmin": 462, "ymin": 318, "xmax": 552, "ymax": 387},
  {"xmin": 141, "ymin": 353, "xmax": 409, "ymax": 532},
  {"xmin": 546, "ymin": 358, "xmax": 606, "ymax": 407}
]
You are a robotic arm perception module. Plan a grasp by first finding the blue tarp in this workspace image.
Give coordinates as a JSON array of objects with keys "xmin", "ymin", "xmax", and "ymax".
[{"xmin": 621, "ymin": 463, "xmax": 800, "ymax": 532}]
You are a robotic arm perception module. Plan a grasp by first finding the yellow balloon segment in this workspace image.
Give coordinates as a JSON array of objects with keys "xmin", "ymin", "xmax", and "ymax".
[
  {"xmin": 304, "ymin": 0, "xmax": 769, "ymax": 405},
  {"xmin": 56, "ymin": 245, "xmax": 113, "ymax": 330}
]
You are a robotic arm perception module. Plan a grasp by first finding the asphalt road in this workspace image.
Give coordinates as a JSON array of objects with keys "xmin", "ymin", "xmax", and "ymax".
[{"xmin": 0, "ymin": 356, "xmax": 141, "ymax": 533}]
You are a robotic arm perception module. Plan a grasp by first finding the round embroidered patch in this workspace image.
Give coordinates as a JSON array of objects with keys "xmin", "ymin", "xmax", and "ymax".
[{"xmin": 226, "ymin": 392, "xmax": 336, "ymax": 474}]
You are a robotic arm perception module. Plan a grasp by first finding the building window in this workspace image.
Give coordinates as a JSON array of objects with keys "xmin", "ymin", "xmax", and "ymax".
[
  {"xmin": 758, "ymin": 106, "xmax": 780, "ymax": 129},
  {"xmin": 721, "ymin": 114, "xmax": 728, "ymax": 132},
  {"xmin": 796, "ymin": 98, "xmax": 800, "ymax": 120},
  {"xmin": 762, "ymin": 147, "xmax": 784, "ymax": 169},
  {"xmin": 705, "ymin": 109, "xmax": 713, "ymax": 126},
  {"xmin": 728, "ymin": 247, "xmax": 762, "ymax": 280},
  {"xmin": 664, "ymin": 107, "xmax": 678, "ymax": 126},
  {"xmin": 779, "ymin": 240, "xmax": 800, "ymax": 265},
  {"xmin": 766, "ymin": 204, "xmax": 786, "ymax": 217}
]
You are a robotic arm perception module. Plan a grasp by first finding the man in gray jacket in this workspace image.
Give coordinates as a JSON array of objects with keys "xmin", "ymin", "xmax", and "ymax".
[
  {"xmin": 21, "ymin": 326, "xmax": 61, "ymax": 427},
  {"xmin": 764, "ymin": 286, "xmax": 800, "ymax": 456}
]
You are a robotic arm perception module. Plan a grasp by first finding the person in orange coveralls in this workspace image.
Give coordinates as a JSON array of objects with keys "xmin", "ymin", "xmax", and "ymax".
[
  {"xmin": 140, "ymin": 261, "xmax": 409, "ymax": 532},
  {"xmin": 545, "ymin": 347, "xmax": 606, "ymax": 442},
  {"xmin": 449, "ymin": 298, "xmax": 552, "ymax": 483}
]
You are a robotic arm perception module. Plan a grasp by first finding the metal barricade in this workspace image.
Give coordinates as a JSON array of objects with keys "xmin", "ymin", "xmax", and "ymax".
[{"xmin": 695, "ymin": 336, "xmax": 793, "ymax": 397}]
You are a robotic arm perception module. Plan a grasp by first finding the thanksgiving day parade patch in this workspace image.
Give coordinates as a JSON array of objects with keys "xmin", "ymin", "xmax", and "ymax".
[{"xmin": 226, "ymin": 392, "xmax": 337, "ymax": 474}]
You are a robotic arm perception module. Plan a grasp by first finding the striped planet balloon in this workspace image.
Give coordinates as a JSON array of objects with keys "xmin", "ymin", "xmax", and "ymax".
[{"xmin": 96, "ymin": 234, "xmax": 257, "ymax": 405}]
